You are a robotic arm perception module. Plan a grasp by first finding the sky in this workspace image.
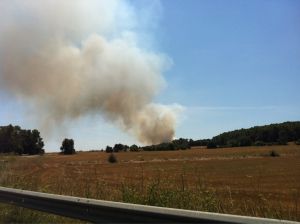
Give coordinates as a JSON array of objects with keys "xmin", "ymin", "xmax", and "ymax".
[{"xmin": 0, "ymin": 0, "xmax": 299, "ymax": 151}]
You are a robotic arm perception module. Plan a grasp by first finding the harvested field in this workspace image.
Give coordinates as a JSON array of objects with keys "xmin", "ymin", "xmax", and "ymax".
[{"xmin": 0, "ymin": 144, "xmax": 300, "ymax": 222}]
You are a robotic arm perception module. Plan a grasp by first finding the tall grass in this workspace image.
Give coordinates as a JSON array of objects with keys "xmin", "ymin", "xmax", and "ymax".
[
  {"xmin": 0, "ymin": 156, "xmax": 82, "ymax": 223},
  {"xmin": 0, "ymin": 204, "xmax": 83, "ymax": 224},
  {"xmin": 0, "ymin": 155, "xmax": 299, "ymax": 222}
]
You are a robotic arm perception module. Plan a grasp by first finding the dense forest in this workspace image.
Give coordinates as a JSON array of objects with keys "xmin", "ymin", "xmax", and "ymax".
[
  {"xmin": 211, "ymin": 121, "xmax": 300, "ymax": 147},
  {"xmin": 105, "ymin": 138, "xmax": 191, "ymax": 153},
  {"xmin": 0, "ymin": 125, "xmax": 44, "ymax": 155},
  {"xmin": 106, "ymin": 121, "xmax": 300, "ymax": 152},
  {"xmin": 2, "ymin": 121, "xmax": 300, "ymax": 155}
]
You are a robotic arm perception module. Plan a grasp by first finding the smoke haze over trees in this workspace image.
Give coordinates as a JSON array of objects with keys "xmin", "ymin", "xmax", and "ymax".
[
  {"xmin": 104, "ymin": 121, "xmax": 300, "ymax": 152},
  {"xmin": 0, "ymin": 0, "xmax": 181, "ymax": 146}
]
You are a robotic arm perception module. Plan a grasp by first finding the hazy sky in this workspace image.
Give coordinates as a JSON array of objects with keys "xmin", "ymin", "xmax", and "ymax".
[{"xmin": 0, "ymin": 0, "xmax": 299, "ymax": 151}]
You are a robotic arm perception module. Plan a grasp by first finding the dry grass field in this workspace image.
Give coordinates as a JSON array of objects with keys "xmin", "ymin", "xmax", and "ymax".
[{"xmin": 0, "ymin": 144, "xmax": 300, "ymax": 222}]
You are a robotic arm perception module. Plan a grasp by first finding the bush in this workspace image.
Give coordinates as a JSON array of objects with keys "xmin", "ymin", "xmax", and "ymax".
[
  {"xmin": 108, "ymin": 153, "xmax": 117, "ymax": 163},
  {"xmin": 227, "ymin": 140, "xmax": 239, "ymax": 147},
  {"xmin": 0, "ymin": 125, "xmax": 44, "ymax": 155},
  {"xmin": 269, "ymin": 150, "xmax": 280, "ymax": 157},
  {"xmin": 207, "ymin": 141, "xmax": 217, "ymax": 149},
  {"xmin": 239, "ymin": 136, "xmax": 252, "ymax": 146},
  {"xmin": 60, "ymin": 138, "xmax": 75, "ymax": 155},
  {"xmin": 254, "ymin": 141, "xmax": 266, "ymax": 146},
  {"xmin": 129, "ymin": 144, "xmax": 139, "ymax": 152},
  {"xmin": 105, "ymin": 146, "xmax": 113, "ymax": 153},
  {"xmin": 277, "ymin": 139, "xmax": 288, "ymax": 145}
]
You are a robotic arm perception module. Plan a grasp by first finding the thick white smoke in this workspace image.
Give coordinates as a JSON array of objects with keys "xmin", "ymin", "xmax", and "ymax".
[{"xmin": 0, "ymin": 0, "xmax": 179, "ymax": 144}]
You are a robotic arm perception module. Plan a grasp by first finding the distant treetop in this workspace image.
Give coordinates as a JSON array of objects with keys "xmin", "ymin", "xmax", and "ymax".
[
  {"xmin": 0, "ymin": 124, "xmax": 44, "ymax": 155},
  {"xmin": 60, "ymin": 138, "xmax": 76, "ymax": 155},
  {"xmin": 211, "ymin": 121, "xmax": 300, "ymax": 147}
]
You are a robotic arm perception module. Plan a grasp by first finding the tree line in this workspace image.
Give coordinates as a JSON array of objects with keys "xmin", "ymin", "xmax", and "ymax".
[
  {"xmin": 105, "ymin": 138, "xmax": 191, "ymax": 153},
  {"xmin": 0, "ymin": 125, "xmax": 75, "ymax": 155},
  {"xmin": 0, "ymin": 124, "xmax": 44, "ymax": 155},
  {"xmin": 211, "ymin": 121, "xmax": 300, "ymax": 148},
  {"xmin": 105, "ymin": 121, "xmax": 300, "ymax": 152},
  {"xmin": 2, "ymin": 121, "xmax": 299, "ymax": 155}
]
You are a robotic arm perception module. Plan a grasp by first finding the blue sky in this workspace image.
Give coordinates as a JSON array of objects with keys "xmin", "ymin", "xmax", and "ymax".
[
  {"xmin": 0, "ymin": 0, "xmax": 299, "ymax": 151},
  {"xmin": 156, "ymin": 0, "xmax": 300, "ymax": 138}
]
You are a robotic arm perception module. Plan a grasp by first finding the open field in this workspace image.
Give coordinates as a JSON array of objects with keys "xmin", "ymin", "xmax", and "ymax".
[{"xmin": 1, "ymin": 144, "xmax": 300, "ymax": 222}]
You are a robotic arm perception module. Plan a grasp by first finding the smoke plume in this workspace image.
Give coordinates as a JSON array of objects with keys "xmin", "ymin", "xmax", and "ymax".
[{"xmin": 0, "ymin": 0, "xmax": 179, "ymax": 144}]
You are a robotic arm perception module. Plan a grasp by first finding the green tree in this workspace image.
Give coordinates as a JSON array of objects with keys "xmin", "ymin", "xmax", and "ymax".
[
  {"xmin": 0, "ymin": 125, "xmax": 44, "ymax": 155},
  {"xmin": 278, "ymin": 130, "xmax": 288, "ymax": 145},
  {"xmin": 105, "ymin": 146, "xmax": 113, "ymax": 153},
  {"xmin": 60, "ymin": 138, "xmax": 75, "ymax": 154},
  {"xmin": 207, "ymin": 141, "xmax": 217, "ymax": 149},
  {"xmin": 129, "ymin": 144, "xmax": 139, "ymax": 152},
  {"xmin": 113, "ymin": 143, "xmax": 124, "ymax": 152},
  {"xmin": 239, "ymin": 136, "xmax": 252, "ymax": 146}
]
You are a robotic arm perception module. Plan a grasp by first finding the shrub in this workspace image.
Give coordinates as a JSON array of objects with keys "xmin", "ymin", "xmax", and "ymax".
[
  {"xmin": 60, "ymin": 139, "xmax": 75, "ymax": 155},
  {"xmin": 129, "ymin": 144, "xmax": 139, "ymax": 152},
  {"xmin": 269, "ymin": 150, "xmax": 280, "ymax": 157},
  {"xmin": 227, "ymin": 140, "xmax": 239, "ymax": 147},
  {"xmin": 207, "ymin": 141, "xmax": 217, "ymax": 149},
  {"xmin": 254, "ymin": 141, "xmax": 266, "ymax": 146},
  {"xmin": 278, "ymin": 139, "xmax": 288, "ymax": 145},
  {"xmin": 239, "ymin": 136, "xmax": 252, "ymax": 147},
  {"xmin": 105, "ymin": 146, "xmax": 113, "ymax": 153},
  {"xmin": 108, "ymin": 153, "xmax": 117, "ymax": 163}
]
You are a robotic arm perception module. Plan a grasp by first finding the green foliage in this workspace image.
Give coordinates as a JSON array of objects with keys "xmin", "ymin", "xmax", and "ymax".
[
  {"xmin": 254, "ymin": 141, "xmax": 266, "ymax": 146},
  {"xmin": 113, "ymin": 143, "xmax": 129, "ymax": 152},
  {"xmin": 129, "ymin": 144, "xmax": 139, "ymax": 152},
  {"xmin": 108, "ymin": 153, "xmax": 117, "ymax": 163},
  {"xmin": 207, "ymin": 141, "xmax": 217, "ymax": 149},
  {"xmin": 172, "ymin": 138, "xmax": 191, "ymax": 150},
  {"xmin": 105, "ymin": 146, "xmax": 113, "ymax": 153},
  {"xmin": 239, "ymin": 136, "xmax": 252, "ymax": 146},
  {"xmin": 60, "ymin": 139, "xmax": 75, "ymax": 155},
  {"xmin": 105, "ymin": 144, "xmax": 130, "ymax": 153},
  {"xmin": 142, "ymin": 138, "xmax": 191, "ymax": 151},
  {"xmin": 227, "ymin": 139, "xmax": 239, "ymax": 147},
  {"xmin": 189, "ymin": 139, "xmax": 210, "ymax": 147},
  {"xmin": 120, "ymin": 178, "xmax": 221, "ymax": 212},
  {"xmin": 100, "ymin": 121, "xmax": 300, "ymax": 152},
  {"xmin": 278, "ymin": 130, "xmax": 288, "ymax": 145},
  {"xmin": 212, "ymin": 121, "xmax": 300, "ymax": 147},
  {"xmin": 0, "ymin": 124, "xmax": 44, "ymax": 155},
  {"xmin": 0, "ymin": 204, "xmax": 83, "ymax": 223}
]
